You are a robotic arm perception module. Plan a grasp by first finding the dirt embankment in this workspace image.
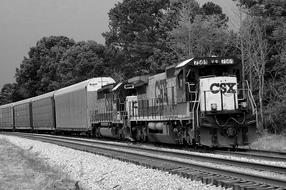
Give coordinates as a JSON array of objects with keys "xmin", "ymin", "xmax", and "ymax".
[
  {"xmin": 249, "ymin": 133, "xmax": 286, "ymax": 152},
  {"xmin": 0, "ymin": 138, "xmax": 80, "ymax": 190}
]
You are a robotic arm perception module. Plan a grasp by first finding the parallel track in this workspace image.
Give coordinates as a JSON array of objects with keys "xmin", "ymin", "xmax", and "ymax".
[
  {"xmin": 3, "ymin": 132, "xmax": 286, "ymax": 189},
  {"xmin": 214, "ymin": 149, "xmax": 286, "ymax": 163}
]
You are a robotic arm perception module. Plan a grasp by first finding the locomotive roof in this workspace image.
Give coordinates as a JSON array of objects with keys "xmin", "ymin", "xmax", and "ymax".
[
  {"xmin": 122, "ymin": 75, "xmax": 149, "ymax": 89},
  {"xmin": 127, "ymin": 75, "xmax": 149, "ymax": 84},
  {"xmin": 112, "ymin": 82, "xmax": 123, "ymax": 91},
  {"xmin": 176, "ymin": 58, "xmax": 194, "ymax": 68},
  {"xmin": 97, "ymin": 83, "xmax": 115, "ymax": 93}
]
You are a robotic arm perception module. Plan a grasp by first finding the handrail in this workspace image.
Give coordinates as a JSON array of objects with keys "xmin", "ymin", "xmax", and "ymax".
[
  {"xmin": 190, "ymin": 91, "xmax": 200, "ymax": 131},
  {"xmin": 195, "ymin": 97, "xmax": 200, "ymax": 129}
]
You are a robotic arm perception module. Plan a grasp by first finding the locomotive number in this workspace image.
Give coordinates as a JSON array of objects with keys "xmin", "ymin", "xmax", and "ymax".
[
  {"xmin": 194, "ymin": 59, "xmax": 207, "ymax": 65},
  {"xmin": 210, "ymin": 83, "xmax": 236, "ymax": 94},
  {"xmin": 221, "ymin": 59, "xmax": 234, "ymax": 64}
]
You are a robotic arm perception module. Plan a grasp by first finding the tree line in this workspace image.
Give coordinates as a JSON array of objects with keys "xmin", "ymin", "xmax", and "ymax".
[{"xmin": 0, "ymin": 0, "xmax": 285, "ymax": 133}]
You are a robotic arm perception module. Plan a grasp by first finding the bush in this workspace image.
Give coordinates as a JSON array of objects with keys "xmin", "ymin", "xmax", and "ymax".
[{"xmin": 264, "ymin": 99, "xmax": 286, "ymax": 134}]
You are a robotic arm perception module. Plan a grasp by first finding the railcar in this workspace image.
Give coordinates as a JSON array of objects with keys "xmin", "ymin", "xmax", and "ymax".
[
  {"xmin": 93, "ymin": 57, "xmax": 257, "ymax": 147},
  {"xmin": 54, "ymin": 77, "xmax": 115, "ymax": 133},
  {"xmin": 0, "ymin": 103, "xmax": 14, "ymax": 130},
  {"xmin": 31, "ymin": 91, "xmax": 56, "ymax": 131},
  {"xmin": 13, "ymin": 98, "xmax": 33, "ymax": 131}
]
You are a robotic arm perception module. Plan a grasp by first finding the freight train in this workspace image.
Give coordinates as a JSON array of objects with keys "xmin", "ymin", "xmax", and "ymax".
[{"xmin": 0, "ymin": 57, "xmax": 257, "ymax": 147}]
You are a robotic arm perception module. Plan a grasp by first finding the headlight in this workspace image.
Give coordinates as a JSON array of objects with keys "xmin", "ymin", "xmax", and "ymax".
[
  {"xmin": 211, "ymin": 103, "xmax": 217, "ymax": 111},
  {"xmin": 226, "ymin": 127, "xmax": 237, "ymax": 137},
  {"xmin": 240, "ymin": 101, "xmax": 247, "ymax": 109}
]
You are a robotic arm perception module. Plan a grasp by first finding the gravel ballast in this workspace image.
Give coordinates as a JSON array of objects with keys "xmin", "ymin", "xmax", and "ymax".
[{"xmin": 0, "ymin": 134, "xmax": 229, "ymax": 190}]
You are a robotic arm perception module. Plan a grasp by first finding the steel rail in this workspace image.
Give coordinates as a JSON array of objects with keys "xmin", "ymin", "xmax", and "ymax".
[
  {"xmin": 6, "ymin": 132, "xmax": 286, "ymax": 189},
  {"xmin": 214, "ymin": 149, "xmax": 286, "ymax": 163}
]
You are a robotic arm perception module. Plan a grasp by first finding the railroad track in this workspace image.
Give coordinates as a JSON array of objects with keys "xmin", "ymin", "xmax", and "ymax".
[
  {"xmin": 214, "ymin": 149, "xmax": 286, "ymax": 163},
  {"xmin": 3, "ymin": 132, "xmax": 286, "ymax": 189}
]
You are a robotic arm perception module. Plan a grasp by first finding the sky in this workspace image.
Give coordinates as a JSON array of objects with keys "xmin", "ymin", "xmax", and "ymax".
[
  {"xmin": 0, "ymin": 0, "xmax": 120, "ymax": 88},
  {"xmin": 0, "ymin": 0, "xmax": 239, "ymax": 89}
]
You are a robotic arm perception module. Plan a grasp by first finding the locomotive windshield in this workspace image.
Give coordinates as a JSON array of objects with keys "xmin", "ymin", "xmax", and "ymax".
[
  {"xmin": 183, "ymin": 57, "xmax": 241, "ymax": 84},
  {"xmin": 186, "ymin": 64, "xmax": 240, "ymax": 81},
  {"xmin": 177, "ymin": 57, "xmax": 242, "ymax": 102}
]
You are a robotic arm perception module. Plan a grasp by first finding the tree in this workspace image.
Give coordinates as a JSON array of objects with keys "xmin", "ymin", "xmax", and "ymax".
[
  {"xmin": 235, "ymin": 0, "xmax": 286, "ymax": 132},
  {"xmin": 103, "ymin": 0, "xmax": 178, "ymax": 78},
  {"xmin": 235, "ymin": 0, "xmax": 286, "ymax": 17},
  {"xmin": 201, "ymin": 1, "xmax": 228, "ymax": 25},
  {"xmin": 0, "ymin": 83, "xmax": 15, "ymax": 105},
  {"xmin": 240, "ymin": 16, "xmax": 269, "ymax": 130},
  {"xmin": 0, "ymin": 83, "xmax": 25, "ymax": 105},
  {"xmin": 170, "ymin": 1, "xmax": 231, "ymax": 59},
  {"xmin": 57, "ymin": 41, "xmax": 108, "ymax": 87},
  {"xmin": 15, "ymin": 36, "xmax": 75, "ymax": 97},
  {"xmin": 103, "ymin": 46, "xmax": 128, "ymax": 82}
]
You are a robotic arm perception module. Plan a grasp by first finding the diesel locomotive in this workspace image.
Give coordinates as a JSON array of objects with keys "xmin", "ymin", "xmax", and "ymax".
[{"xmin": 0, "ymin": 56, "xmax": 257, "ymax": 148}]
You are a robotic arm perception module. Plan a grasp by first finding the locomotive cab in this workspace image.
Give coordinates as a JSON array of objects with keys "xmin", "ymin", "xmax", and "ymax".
[
  {"xmin": 176, "ymin": 57, "xmax": 243, "ymax": 111},
  {"xmin": 176, "ymin": 57, "xmax": 257, "ymax": 147}
]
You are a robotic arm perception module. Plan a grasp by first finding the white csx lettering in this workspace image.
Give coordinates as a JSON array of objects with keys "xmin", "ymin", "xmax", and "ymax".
[{"xmin": 210, "ymin": 83, "xmax": 236, "ymax": 94}]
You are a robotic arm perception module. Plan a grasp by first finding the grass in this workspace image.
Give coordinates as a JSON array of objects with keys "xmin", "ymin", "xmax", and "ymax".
[
  {"xmin": 249, "ymin": 133, "xmax": 286, "ymax": 152},
  {"xmin": 0, "ymin": 138, "xmax": 81, "ymax": 190}
]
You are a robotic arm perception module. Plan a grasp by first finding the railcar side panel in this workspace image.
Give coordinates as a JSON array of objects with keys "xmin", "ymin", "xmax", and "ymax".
[
  {"xmin": 54, "ymin": 77, "xmax": 115, "ymax": 131},
  {"xmin": 14, "ymin": 103, "xmax": 32, "ymax": 130},
  {"xmin": 0, "ymin": 104, "xmax": 14, "ymax": 130},
  {"xmin": 55, "ymin": 88, "xmax": 88, "ymax": 130},
  {"xmin": 88, "ymin": 91, "xmax": 98, "ymax": 124},
  {"xmin": 32, "ymin": 97, "xmax": 55, "ymax": 130}
]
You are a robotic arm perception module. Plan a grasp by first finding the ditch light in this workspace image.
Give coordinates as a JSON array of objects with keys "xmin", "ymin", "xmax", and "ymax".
[{"xmin": 211, "ymin": 103, "xmax": 217, "ymax": 111}]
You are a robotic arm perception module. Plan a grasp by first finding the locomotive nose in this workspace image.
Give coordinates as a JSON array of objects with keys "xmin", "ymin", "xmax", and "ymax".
[{"xmin": 226, "ymin": 127, "xmax": 237, "ymax": 137}]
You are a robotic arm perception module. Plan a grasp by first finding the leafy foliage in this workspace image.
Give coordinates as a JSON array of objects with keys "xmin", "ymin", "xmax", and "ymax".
[
  {"xmin": 170, "ymin": 0, "xmax": 231, "ymax": 59},
  {"xmin": 103, "ymin": 0, "xmax": 178, "ymax": 78},
  {"xmin": 236, "ymin": 0, "xmax": 286, "ymax": 132},
  {"xmin": 0, "ymin": 83, "xmax": 15, "ymax": 104},
  {"xmin": 15, "ymin": 36, "xmax": 76, "ymax": 97},
  {"xmin": 57, "ymin": 41, "xmax": 107, "ymax": 87}
]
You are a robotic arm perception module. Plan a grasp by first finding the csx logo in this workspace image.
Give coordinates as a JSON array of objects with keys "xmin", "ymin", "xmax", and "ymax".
[{"xmin": 210, "ymin": 83, "xmax": 236, "ymax": 94}]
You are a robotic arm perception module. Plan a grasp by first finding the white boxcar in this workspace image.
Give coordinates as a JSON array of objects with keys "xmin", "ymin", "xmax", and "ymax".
[
  {"xmin": 31, "ymin": 91, "xmax": 55, "ymax": 131},
  {"xmin": 54, "ymin": 77, "xmax": 115, "ymax": 131},
  {"xmin": 0, "ymin": 103, "xmax": 14, "ymax": 130},
  {"xmin": 13, "ymin": 98, "xmax": 33, "ymax": 130}
]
